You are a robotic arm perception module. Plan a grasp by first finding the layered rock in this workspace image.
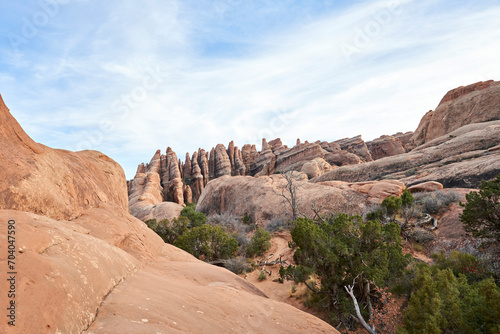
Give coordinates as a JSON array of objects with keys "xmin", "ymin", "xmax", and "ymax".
[
  {"xmin": 274, "ymin": 142, "xmax": 325, "ymax": 173},
  {"xmin": 407, "ymin": 80, "xmax": 500, "ymax": 149},
  {"xmin": 366, "ymin": 134, "xmax": 406, "ymax": 160},
  {"xmin": 251, "ymin": 139, "xmax": 277, "ymax": 175},
  {"xmin": 214, "ymin": 143, "xmax": 232, "ymax": 177},
  {"xmin": 314, "ymin": 121, "xmax": 500, "ymax": 188},
  {"xmin": 163, "ymin": 148, "xmax": 184, "ymax": 204},
  {"xmin": 198, "ymin": 148, "xmax": 210, "ymax": 186},
  {"xmin": 241, "ymin": 144, "xmax": 259, "ymax": 173},
  {"xmin": 335, "ymin": 135, "xmax": 373, "ymax": 162},
  {"xmin": 190, "ymin": 151, "xmax": 204, "ymax": 201},
  {"xmin": 233, "ymin": 146, "xmax": 246, "ymax": 176}
]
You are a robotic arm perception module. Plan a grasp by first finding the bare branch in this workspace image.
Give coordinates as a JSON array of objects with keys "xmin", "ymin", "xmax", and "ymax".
[{"xmin": 344, "ymin": 276, "xmax": 376, "ymax": 334}]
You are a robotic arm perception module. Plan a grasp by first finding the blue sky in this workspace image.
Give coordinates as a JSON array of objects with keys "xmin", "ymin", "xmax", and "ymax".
[{"xmin": 1, "ymin": 0, "xmax": 499, "ymax": 179}]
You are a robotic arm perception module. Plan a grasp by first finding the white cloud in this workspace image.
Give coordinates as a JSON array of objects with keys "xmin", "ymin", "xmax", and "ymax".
[{"xmin": 0, "ymin": 0, "xmax": 499, "ymax": 178}]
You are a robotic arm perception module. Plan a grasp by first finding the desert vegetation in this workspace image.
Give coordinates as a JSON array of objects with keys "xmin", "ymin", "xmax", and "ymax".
[
  {"xmin": 145, "ymin": 203, "xmax": 271, "ymax": 273},
  {"xmin": 144, "ymin": 175, "xmax": 500, "ymax": 334}
]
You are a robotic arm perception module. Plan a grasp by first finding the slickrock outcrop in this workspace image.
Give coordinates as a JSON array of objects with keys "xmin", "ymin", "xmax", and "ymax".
[
  {"xmin": 366, "ymin": 134, "xmax": 406, "ymax": 160},
  {"xmin": 197, "ymin": 175, "xmax": 405, "ymax": 225},
  {"xmin": 335, "ymin": 135, "xmax": 373, "ymax": 162},
  {"xmin": 314, "ymin": 121, "xmax": 500, "ymax": 188},
  {"xmin": 407, "ymin": 80, "xmax": 500, "ymax": 149},
  {"xmin": 0, "ymin": 94, "xmax": 337, "ymax": 334},
  {"xmin": 0, "ymin": 95, "xmax": 128, "ymax": 220}
]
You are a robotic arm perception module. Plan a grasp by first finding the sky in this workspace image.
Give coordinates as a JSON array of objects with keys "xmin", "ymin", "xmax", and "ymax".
[{"xmin": 0, "ymin": 0, "xmax": 499, "ymax": 179}]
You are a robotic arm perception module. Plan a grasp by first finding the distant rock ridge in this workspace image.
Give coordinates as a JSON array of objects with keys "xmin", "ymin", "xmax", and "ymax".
[
  {"xmin": 129, "ymin": 80, "xmax": 499, "ymax": 219},
  {"xmin": 129, "ymin": 134, "xmax": 381, "ymax": 209}
]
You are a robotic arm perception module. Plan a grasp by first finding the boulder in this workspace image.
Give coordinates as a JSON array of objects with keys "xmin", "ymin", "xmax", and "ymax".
[
  {"xmin": 366, "ymin": 135, "xmax": 406, "ymax": 160},
  {"xmin": 325, "ymin": 150, "xmax": 361, "ymax": 166},
  {"xmin": 408, "ymin": 181, "xmax": 444, "ymax": 193},
  {"xmin": 301, "ymin": 158, "xmax": 334, "ymax": 179}
]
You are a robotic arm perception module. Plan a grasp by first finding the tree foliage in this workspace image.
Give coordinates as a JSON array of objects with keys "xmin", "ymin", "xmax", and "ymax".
[
  {"xmin": 280, "ymin": 215, "xmax": 410, "ymax": 327},
  {"xmin": 180, "ymin": 203, "xmax": 207, "ymax": 228},
  {"xmin": 174, "ymin": 224, "xmax": 238, "ymax": 261},
  {"xmin": 381, "ymin": 196, "xmax": 403, "ymax": 215},
  {"xmin": 460, "ymin": 174, "xmax": 500, "ymax": 242},
  {"xmin": 246, "ymin": 227, "xmax": 272, "ymax": 257},
  {"xmin": 146, "ymin": 207, "xmax": 237, "ymax": 262},
  {"xmin": 400, "ymin": 263, "xmax": 500, "ymax": 334}
]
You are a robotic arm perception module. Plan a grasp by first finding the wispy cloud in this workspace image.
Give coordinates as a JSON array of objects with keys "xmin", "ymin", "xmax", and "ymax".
[{"xmin": 0, "ymin": 0, "xmax": 499, "ymax": 178}]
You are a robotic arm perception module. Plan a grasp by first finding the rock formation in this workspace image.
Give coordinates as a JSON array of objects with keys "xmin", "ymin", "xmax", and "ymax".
[
  {"xmin": 407, "ymin": 80, "xmax": 500, "ymax": 149},
  {"xmin": 366, "ymin": 134, "xmax": 407, "ymax": 160},
  {"xmin": 0, "ymin": 95, "xmax": 128, "ymax": 220},
  {"xmin": 0, "ymin": 94, "xmax": 337, "ymax": 334},
  {"xmin": 335, "ymin": 135, "xmax": 373, "ymax": 162},
  {"xmin": 214, "ymin": 143, "xmax": 232, "ymax": 177},
  {"xmin": 241, "ymin": 144, "xmax": 259, "ymax": 172},
  {"xmin": 314, "ymin": 120, "xmax": 500, "ymax": 188},
  {"xmin": 183, "ymin": 152, "xmax": 192, "ymax": 179},
  {"xmin": 301, "ymin": 157, "xmax": 334, "ymax": 179},
  {"xmin": 196, "ymin": 175, "xmax": 405, "ymax": 225},
  {"xmin": 190, "ymin": 151, "xmax": 204, "ymax": 201}
]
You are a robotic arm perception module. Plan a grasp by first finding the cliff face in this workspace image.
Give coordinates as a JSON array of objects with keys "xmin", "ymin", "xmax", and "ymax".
[{"xmin": 407, "ymin": 80, "xmax": 500, "ymax": 149}]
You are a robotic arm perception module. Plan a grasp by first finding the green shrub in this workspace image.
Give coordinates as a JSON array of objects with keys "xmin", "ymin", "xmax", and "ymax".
[
  {"xmin": 258, "ymin": 270, "xmax": 267, "ymax": 281},
  {"xmin": 174, "ymin": 224, "xmax": 238, "ymax": 261},
  {"xmin": 145, "ymin": 217, "xmax": 189, "ymax": 244},
  {"xmin": 246, "ymin": 227, "xmax": 272, "ymax": 257},
  {"xmin": 460, "ymin": 174, "xmax": 500, "ymax": 242},
  {"xmin": 401, "ymin": 188, "xmax": 414, "ymax": 207},
  {"xmin": 381, "ymin": 196, "xmax": 402, "ymax": 215},
  {"xmin": 400, "ymin": 264, "xmax": 500, "ymax": 334},
  {"xmin": 180, "ymin": 205, "xmax": 206, "ymax": 228},
  {"xmin": 280, "ymin": 215, "xmax": 410, "ymax": 328}
]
